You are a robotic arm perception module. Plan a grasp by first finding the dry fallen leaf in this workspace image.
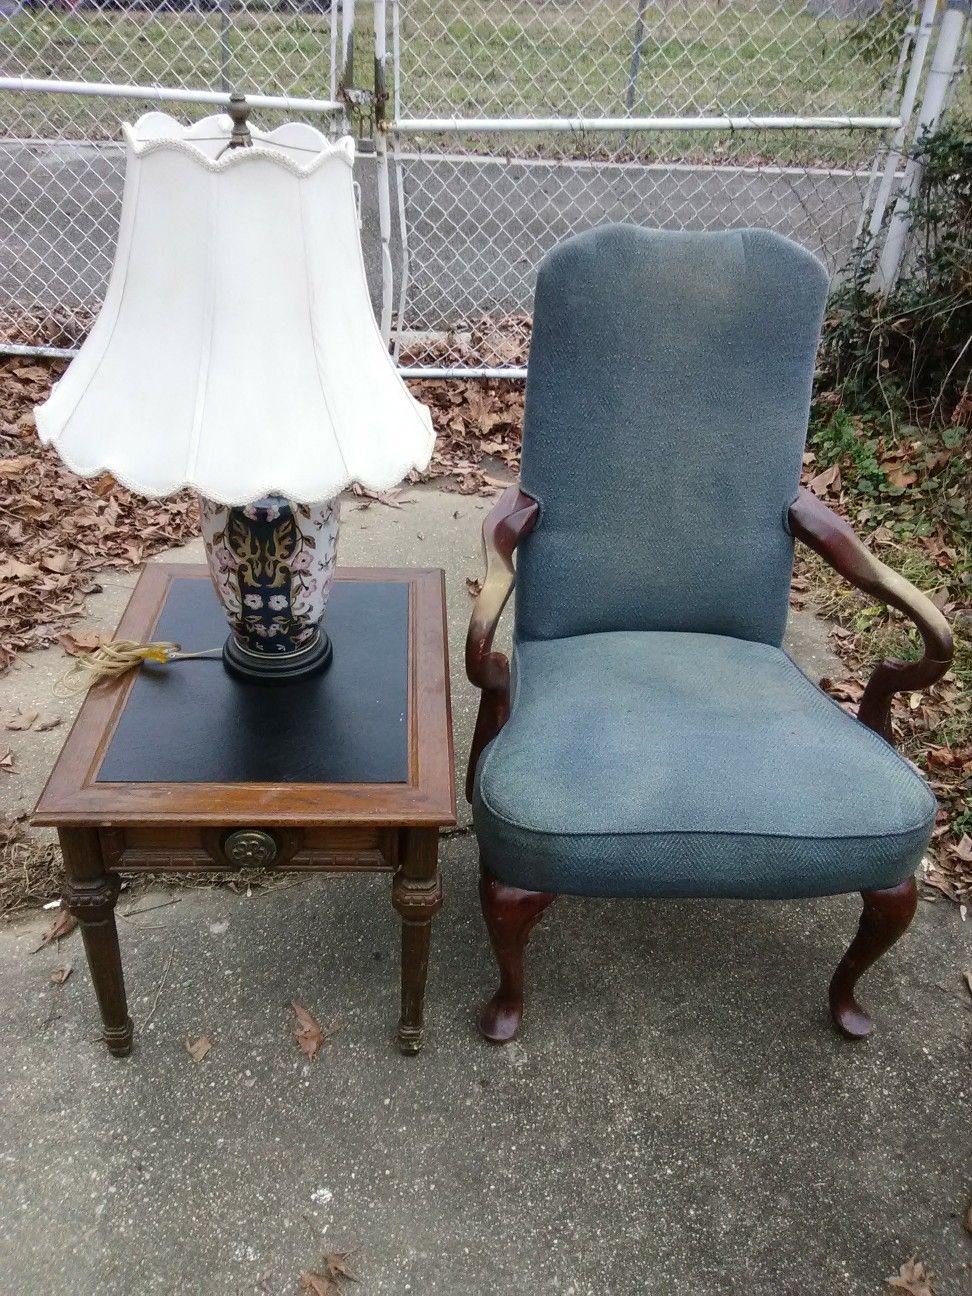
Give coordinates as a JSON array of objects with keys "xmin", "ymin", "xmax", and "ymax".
[
  {"xmin": 820, "ymin": 676, "xmax": 865, "ymax": 703},
  {"xmin": 57, "ymin": 630, "xmax": 105, "ymax": 657},
  {"xmin": 321, "ymin": 1253, "xmax": 357, "ymax": 1284},
  {"xmin": 299, "ymin": 1272, "xmax": 339, "ymax": 1296},
  {"xmin": 465, "ymin": 576, "xmax": 483, "ymax": 597},
  {"xmin": 36, "ymin": 909, "xmax": 78, "ymax": 948},
  {"xmin": 0, "ymin": 455, "xmax": 34, "ymax": 476},
  {"xmin": 0, "ymin": 557, "xmax": 40, "ymax": 582},
  {"xmin": 0, "ymin": 746, "xmax": 15, "ymax": 773},
  {"xmin": 11, "ymin": 364, "xmax": 48, "ymax": 382},
  {"xmin": 299, "ymin": 1252, "xmax": 358, "ymax": 1294},
  {"xmin": 808, "ymin": 462, "xmax": 840, "ymax": 495},
  {"xmin": 31, "ymin": 714, "xmax": 61, "ymax": 733},
  {"xmin": 186, "ymin": 1035, "xmax": 213, "ymax": 1063},
  {"xmin": 41, "ymin": 553, "xmax": 74, "ymax": 575},
  {"xmin": 3, "ymin": 708, "xmax": 38, "ymax": 731},
  {"xmin": 886, "ymin": 465, "xmax": 918, "ymax": 488},
  {"xmin": 49, "ymin": 964, "xmax": 73, "ymax": 986},
  {"xmin": 887, "ymin": 1257, "xmax": 935, "ymax": 1296},
  {"xmin": 291, "ymin": 1000, "xmax": 327, "ymax": 1060}
]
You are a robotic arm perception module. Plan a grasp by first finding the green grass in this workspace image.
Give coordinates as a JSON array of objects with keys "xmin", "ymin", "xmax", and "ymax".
[
  {"xmin": 398, "ymin": 0, "xmax": 899, "ymax": 120},
  {"xmin": 1, "ymin": 9, "xmax": 337, "ymax": 136},
  {"xmin": 3, "ymin": 0, "xmax": 965, "ymax": 167}
]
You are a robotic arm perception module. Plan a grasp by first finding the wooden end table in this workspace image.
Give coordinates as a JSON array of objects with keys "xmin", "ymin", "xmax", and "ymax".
[{"xmin": 33, "ymin": 564, "xmax": 456, "ymax": 1057}]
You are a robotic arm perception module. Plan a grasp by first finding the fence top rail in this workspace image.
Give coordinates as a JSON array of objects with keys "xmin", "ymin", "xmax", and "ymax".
[
  {"xmin": 398, "ymin": 366, "xmax": 528, "ymax": 379},
  {"xmin": 0, "ymin": 346, "xmax": 528, "ymax": 380},
  {"xmin": 0, "ymin": 78, "xmax": 342, "ymax": 116},
  {"xmin": 391, "ymin": 115, "xmax": 902, "ymax": 134}
]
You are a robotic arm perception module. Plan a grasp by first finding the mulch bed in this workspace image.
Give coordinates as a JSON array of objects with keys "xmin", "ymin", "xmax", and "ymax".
[{"xmin": 2, "ymin": 355, "xmax": 968, "ymax": 913}]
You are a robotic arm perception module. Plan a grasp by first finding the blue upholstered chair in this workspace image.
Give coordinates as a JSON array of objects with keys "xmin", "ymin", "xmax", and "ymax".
[{"xmin": 464, "ymin": 225, "xmax": 952, "ymax": 1045}]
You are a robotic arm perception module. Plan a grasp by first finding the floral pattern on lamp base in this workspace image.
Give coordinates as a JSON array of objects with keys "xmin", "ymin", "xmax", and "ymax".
[{"xmin": 199, "ymin": 494, "xmax": 341, "ymax": 683}]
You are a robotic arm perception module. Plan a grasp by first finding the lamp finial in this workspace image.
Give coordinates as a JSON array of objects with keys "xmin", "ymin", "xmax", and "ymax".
[{"xmin": 225, "ymin": 92, "xmax": 252, "ymax": 150}]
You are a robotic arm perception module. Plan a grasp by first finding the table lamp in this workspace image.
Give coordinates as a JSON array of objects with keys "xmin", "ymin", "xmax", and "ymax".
[{"xmin": 34, "ymin": 97, "xmax": 434, "ymax": 683}]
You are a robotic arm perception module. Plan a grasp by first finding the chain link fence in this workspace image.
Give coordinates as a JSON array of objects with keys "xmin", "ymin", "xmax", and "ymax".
[
  {"xmin": 0, "ymin": 0, "xmax": 343, "ymax": 349},
  {"xmin": 389, "ymin": 129, "xmax": 896, "ymax": 374},
  {"xmin": 1, "ymin": 0, "xmax": 966, "ymax": 370},
  {"xmin": 385, "ymin": 0, "xmax": 944, "ymax": 373},
  {"xmin": 393, "ymin": 0, "xmax": 909, "ymax": 119}
]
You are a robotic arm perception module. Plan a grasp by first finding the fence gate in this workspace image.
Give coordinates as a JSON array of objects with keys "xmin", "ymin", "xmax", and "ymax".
[
  {"xmin": 381, "ymin": 0, "xmax": 964, "ymax": 377},
  {"xmin": 1, "ymin": 0, "xmax": 966, "ymax": 371}
]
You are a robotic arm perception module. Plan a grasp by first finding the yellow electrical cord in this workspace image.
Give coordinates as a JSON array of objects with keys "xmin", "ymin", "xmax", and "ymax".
[{"xmin": 56, "ymin": 640, "xmax": 220, "ymax": 697}]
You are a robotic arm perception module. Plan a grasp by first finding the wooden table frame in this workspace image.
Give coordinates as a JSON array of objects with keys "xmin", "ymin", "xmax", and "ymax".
[{"xmin": 34, "ymin": 564, "xmax": 456, "ymax": 1057}]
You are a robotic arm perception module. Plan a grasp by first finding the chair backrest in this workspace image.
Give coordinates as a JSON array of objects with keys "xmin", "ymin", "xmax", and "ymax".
[{"xmin": 514, "ymin": 224, "xmax": 829, "ymax": 647}]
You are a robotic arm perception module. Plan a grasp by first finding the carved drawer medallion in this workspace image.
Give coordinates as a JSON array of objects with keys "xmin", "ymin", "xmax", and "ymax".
[{"xmin": 222, "ymin": 829, "xmax": 278, "ymax": 867}]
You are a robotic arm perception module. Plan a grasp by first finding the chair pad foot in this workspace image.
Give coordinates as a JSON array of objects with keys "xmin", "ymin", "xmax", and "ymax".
[
  {"xmin": 830, "ymin": 996, "xmax": 874, "ymax": 1041},
  {"xmin": 478, "ymin": 995, "xmax": 522, "ymax": 1044}
]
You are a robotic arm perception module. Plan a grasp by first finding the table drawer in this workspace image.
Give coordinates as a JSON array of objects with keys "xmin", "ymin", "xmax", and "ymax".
[{"xmin": 100, "ymin": 825, "xmax": 397, "ymax": 873}]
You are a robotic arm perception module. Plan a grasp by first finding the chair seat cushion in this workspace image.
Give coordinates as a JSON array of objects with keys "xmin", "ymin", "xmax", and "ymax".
[{"xmin": 473, "ymin": 631, "xmax": 936, "ymax": 899}]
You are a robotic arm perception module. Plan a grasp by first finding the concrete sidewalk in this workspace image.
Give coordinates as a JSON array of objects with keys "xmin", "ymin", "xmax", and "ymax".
[{"xmin": 1, "ymin": 488, "xmax": 969, "ymax": 1295}]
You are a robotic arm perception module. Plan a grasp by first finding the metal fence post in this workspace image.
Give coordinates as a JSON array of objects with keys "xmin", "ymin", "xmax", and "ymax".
[
  {"xmin": 375, "ymin": 0, "xmax": 395, "ymax": 343},
  {"xmin": 625, "ymin": 0, "xmax": 649, "ymax": 118},
  {"xmin": 875, "ymin": 0, "xmax": 970, "ymax": 291},
  {"xmin": 864, "ymin": 0, "xmax": 938, "ymax": 244},
  {"xmin": 390, "ymin": 0, "xmax": 411, "ymax": 364}
]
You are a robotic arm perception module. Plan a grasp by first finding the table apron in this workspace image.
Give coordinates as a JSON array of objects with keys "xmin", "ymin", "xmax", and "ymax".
[{"xmin": 99, "ymin": 825, "xmax": 398, "ymax": 874}]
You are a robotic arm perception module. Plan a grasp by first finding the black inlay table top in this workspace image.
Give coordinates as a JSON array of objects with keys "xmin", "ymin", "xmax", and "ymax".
[
  {"xmin": 33, "ymin": 565, "xmax": 456, "ymax": 830},
  {"xmin": 97, "ymin": 577, "xmax": 409, "ymax": 785}
]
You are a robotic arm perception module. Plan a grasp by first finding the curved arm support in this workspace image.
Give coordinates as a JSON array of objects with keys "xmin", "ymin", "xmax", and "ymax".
[
  {"xmin": 464, "ymin": 485, "xmax": 540, "ymax": 802},
  {"xmin": 788, "ymin": 487, "xmax": 952, "ymax": 742}
]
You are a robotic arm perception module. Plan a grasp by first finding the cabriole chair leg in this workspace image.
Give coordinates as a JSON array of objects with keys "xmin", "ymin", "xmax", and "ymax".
[
  {"xmin": 829, "ymin": 876, "xmax": 918, "ymax": 1040},
  {"xmin": 478, "ymin": 866, "xmax": 556, "ymax": 1044}
]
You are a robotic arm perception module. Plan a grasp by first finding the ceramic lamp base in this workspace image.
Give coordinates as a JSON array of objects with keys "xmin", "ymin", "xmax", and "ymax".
[
  {"xmin": 222, "ymin": 629, "xmax": 333, "ymax": 684},
  {"xmin": 199, "ymin": 493, "xmax": 341, "ymax": 685}
]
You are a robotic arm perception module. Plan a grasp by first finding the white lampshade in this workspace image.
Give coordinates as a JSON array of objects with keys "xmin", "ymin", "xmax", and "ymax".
[{"xmin": 35, "ymin": 112, "xmax": 434, "ymax": 505}]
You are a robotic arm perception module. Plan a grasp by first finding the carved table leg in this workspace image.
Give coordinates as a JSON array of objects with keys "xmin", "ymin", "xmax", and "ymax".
[
  {"xmin": 479, "ymin": 865, "xmax": 556, "ymax": 1045},
  {"xmin": 391, "ymin": 828, "xmax": 442, "ymax": 1055},
  {"xmin": 59, "ymin": 828, "xmax": 133, "ymax": 1057},
  {"xmin": 829, "ymin": 876, "xmax": 918, "ymax": 1040}
]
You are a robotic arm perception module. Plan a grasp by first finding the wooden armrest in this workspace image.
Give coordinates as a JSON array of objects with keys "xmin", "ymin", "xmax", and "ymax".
[
  {"xmin": 464, "ymin": 485, "xmax": 540, "ymax": 802},
  {"xmin": 788, "ymin": 486, "xmax": 952, "ymax": 742}
]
